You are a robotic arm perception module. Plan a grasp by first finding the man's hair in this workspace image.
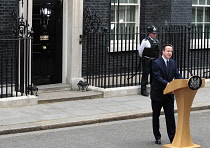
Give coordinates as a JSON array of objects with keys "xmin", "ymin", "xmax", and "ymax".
[{"xmin": 162, "ymin": 44, "xmax": 173, "ymax": 51}]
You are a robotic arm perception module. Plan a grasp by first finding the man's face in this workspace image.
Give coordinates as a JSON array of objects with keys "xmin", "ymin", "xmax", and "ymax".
[
  {"xmin": 149, "ymin": 33, "xmax": 157, "ymax": 39},
  {"xmin": 162, "ymin": 46, "xmax": 173, "ymax": 60}
]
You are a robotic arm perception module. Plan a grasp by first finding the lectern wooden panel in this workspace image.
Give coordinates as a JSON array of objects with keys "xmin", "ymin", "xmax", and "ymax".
[{"xmin": 162, "ymin": 77, "xmax": 205, "ymax": 148}]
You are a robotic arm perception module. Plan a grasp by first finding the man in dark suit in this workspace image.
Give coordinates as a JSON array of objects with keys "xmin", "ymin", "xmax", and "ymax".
[{"xmin": 150, "ymin": 44, "xmax": 183, "ymax": 145}]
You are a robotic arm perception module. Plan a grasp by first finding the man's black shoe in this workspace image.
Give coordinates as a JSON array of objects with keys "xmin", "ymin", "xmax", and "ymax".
[
  {"xmin": 141, "ymin": 92, "xmax": 149, "ymax": 96},
  {"xmin": 155, "ymin": 139, "xmax": 161, "ymax": 145}
]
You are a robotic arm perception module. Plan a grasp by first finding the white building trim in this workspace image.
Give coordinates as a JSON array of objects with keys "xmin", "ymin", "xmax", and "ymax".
[
  {"xmin": 22, "ymin": 0, "xmax": 84, "ymax": 89},
  {"xmin": 62, "ymin": 0, "xmax": 84, "ymax": 89}
]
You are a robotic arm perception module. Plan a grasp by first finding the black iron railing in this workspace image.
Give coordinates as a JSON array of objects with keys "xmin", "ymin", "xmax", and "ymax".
[
  {"xmin": 82, "ymin": 25, "xmax": 210, "ymax": 88},
  {"xmin": 0, "ymin": 37, "xmax": 33, "ymax": 98}
]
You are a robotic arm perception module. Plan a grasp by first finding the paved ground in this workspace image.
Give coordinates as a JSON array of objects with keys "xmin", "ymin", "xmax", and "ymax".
[{"xmin": 0, "ymin": 84, "xmax": 209, "ymax": 135}]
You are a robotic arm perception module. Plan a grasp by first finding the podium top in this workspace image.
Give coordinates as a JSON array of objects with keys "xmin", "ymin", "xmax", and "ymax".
[{"xmin": 164, "ymin": 78, "xmax": 205, "ymax": 94}]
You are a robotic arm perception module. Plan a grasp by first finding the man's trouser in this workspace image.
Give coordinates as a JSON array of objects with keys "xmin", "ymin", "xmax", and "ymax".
[{"xmin": 141, "ymin": 58, "xmax": 154, "ymax": 92}]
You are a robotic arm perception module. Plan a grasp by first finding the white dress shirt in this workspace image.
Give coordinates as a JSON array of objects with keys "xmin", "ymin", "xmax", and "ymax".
[
  {"xmin": 138, "ymin": 36, "xmax": 153, "ymax": 57},
  {"xmin": 162, "ymin": 56, "xmax": 169, "ymax": 66}
]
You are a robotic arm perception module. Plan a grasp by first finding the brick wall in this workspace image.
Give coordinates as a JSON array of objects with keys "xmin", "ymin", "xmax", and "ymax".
[
  {"xmin": 140, "ymin": 0, "xmax": 170, "ymax": 27},
  {"xmin": 171, "ymin": 0, "xmax": 192, "ymax": 25},
  {"xmin": 83, "ymin": 0, "xmax": 110, "ymax": 31},
  {"xmin": 140, "ymin": 0, "xmax": 192, "ymax": 27},
  {"xmin": 0, "ymin": 0, "xmax": 17, "ymax": 85},
  {"xmin": 0, "ymin": 0, "xmax": 17, "ymax": 35},
  {"xmin": 83, "ymin": 0, "xmax": 110, "ymax": 76}
]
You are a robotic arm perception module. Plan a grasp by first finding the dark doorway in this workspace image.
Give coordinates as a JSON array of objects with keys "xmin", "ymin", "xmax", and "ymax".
[{"xmin": 32, "ymin": 0, "xmax": 63, "ymax": 85}]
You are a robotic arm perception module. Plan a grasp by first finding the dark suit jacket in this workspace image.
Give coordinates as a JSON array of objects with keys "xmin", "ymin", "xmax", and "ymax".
[{"xmin": 150, "ymin": 57, "xmax": 183, "ymax": 102}]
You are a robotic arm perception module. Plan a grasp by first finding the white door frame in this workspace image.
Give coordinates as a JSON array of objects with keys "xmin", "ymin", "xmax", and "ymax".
[
  {"xmin": 62, "ymin": 0, "xmax": 84, "ymax": 89},
  {"xmin": 24, "ymin": 0, "xmax": 84, "ymax": 89}
]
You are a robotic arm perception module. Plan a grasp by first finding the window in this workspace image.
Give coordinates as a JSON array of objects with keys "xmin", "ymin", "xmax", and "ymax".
[
  {"xmin": 192, "ymin": 0, "xmax": 210, "ymax": 49},
  {"xmin": 192, "ymin": 0, "xmax": 210, "ymax": 28},
  {"xmin": 192, "ymin": 7, "xmax": 210, "ymax": 26},
  {"xmin": 110, "ymin": 0, "xmax": 140, "ymax": 52}
]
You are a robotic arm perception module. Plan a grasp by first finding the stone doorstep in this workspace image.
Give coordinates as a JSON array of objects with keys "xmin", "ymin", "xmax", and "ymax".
[
  {"xmin": 37, "ymin": 90, "xmax": 104, "ymax": 104},
  {"xmin": 37, "ymin": 83, "xmax": 72, "ymax": 93},
  {"xmin": 0, "ymin": 90, "xmax": 103, "ymax": 108}
]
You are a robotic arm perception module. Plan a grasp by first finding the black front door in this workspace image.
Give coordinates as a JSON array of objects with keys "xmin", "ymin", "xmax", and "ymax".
[{"xmin": 32, "ymin": 0, "xmax": 62, "ymax": 85}]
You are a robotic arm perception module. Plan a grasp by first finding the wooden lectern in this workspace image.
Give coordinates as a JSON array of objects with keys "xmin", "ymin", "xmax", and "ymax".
[{"xmin": 162, "ymin": 77, "xmax": 205, "ymax": 148}]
